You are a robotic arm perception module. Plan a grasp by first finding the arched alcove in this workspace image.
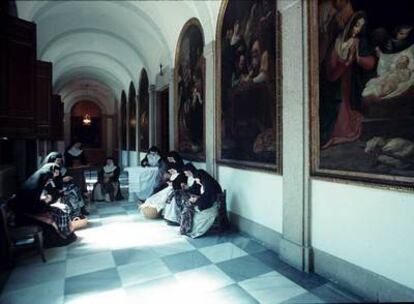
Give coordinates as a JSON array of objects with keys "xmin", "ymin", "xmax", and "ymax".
[
  {"xmin": 70, "ymin": 100, "xmax": 103, "ymax": 148},
  {"xmin": 128, "ymin": 82, "xmax": 137, "ymax": 151},
  {"xmin": 121, "ymin": 90, "xmax": 127, "ymax": 150},
  {"xmin": 138, "ymin": 69, "xmax": 149, "ymax": 152}
]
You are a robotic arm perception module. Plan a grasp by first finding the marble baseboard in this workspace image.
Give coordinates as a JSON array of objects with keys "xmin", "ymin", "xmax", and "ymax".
[
  {"xmin": 313, "ymin": 248, "xmax": 414, "ymax": 302},
  {"xmin": 228, "ymin": 212, "xmax": 281, "ymax": 254}
]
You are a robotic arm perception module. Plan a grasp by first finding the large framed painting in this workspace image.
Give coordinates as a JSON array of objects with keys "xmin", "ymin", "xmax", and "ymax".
[
  {"xmin": 217, "ymin": 0, "xmax": 281, "ymax": 170},
  {"xmin": 129, "ymin": 82, "xmax": 136, "ymax": 151},
  {"xmin": 174, "ymin": 18, "xmax": 205, "ymax": 161},
  {"xmin": 310, "ymin": 0, "xmax": 414, "ymax": 187},
  {"xmin": 139, "ymin": 69, "xmax": 149, "ymax": 152}
]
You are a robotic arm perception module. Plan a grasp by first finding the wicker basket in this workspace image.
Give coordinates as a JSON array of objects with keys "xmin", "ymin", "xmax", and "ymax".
[
  {"xmin": 141, "ymin": 206, "xmax": 160, "ymax": 219},
  {"xmin": 72, "ymin": 217, "xmax": 88, "ymax": 230}
]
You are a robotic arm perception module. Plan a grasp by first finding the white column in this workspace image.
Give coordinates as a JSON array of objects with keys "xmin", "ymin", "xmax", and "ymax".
[
  {"xmin": 203, "ymin": 40, "xmax": 217, "ymax": 178},
  {"xmin": 279, "ymin": 0, "xmax": 312, "ymax": 272}
]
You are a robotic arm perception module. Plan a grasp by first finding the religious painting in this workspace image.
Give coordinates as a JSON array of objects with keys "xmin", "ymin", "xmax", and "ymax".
[
  {"xmin": 139, "ymin": 69, "xmax": 149, "ymax": 152},
  {"xmin": 175, "ymin": 19, "xmax": 205, "ymax": 160},
  {"xmin": 129, "ymin": 82, "xmax": 136, "ymax": 151},
  {"xmin": 310, "ymin": 0, "xmax": 414, "ymax": 187},
  {"xmin": 217, "ymin": 0, "xmax": 280, "ymax": 170}
]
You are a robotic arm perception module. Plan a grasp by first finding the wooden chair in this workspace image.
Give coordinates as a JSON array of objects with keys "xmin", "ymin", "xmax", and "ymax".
[
  {"xmin": 0, "ymin": 202, "xmax": 46, "ymax": 266},
  {"xmin": 210, "ymin": 190, "xmax": 230, "ymax": 233}
]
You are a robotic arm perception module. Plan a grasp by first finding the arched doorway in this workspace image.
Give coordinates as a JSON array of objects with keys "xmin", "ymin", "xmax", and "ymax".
[{"xmin": 70, "ymin": 100, "xmax": 104, "ymax": 164}]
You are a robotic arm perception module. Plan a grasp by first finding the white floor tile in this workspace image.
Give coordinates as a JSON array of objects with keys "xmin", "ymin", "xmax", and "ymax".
[
  {"xmin": 174, "ymin": 265, "xmax": 235, "ymax": 294},
  {"xmin": 152, "ymin": 239, "xmax": 196, "ymax": 257},
  {"xmin": 199, "ymin": 242, "xmax": 248, "ymax": 263},
  {"xmin": 239, "ymin": 271, "xmax": 307, "ymax": 304},
  {"xmin": 117, "ymin": 258, "xmax": 171, "ymax": 287}
]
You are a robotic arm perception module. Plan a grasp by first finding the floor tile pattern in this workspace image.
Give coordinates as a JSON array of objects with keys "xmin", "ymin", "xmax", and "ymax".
[{"xmin": 0, "ymin": 199, "xmax": 362, "ymax": 304}]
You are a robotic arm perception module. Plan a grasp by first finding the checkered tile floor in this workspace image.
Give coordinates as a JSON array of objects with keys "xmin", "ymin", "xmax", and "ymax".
[{"xmin": 0, "ymin": 200, "xmax": 362, "ymax": 304}]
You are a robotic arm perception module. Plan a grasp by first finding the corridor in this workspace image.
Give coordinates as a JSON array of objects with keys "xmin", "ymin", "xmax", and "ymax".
[{"xmin": 0, "ymin": 200, "xmax": 361, "ymax": 304}]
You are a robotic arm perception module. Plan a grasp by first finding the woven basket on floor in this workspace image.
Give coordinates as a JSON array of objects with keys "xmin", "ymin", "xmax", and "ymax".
[
  {"xmin": 141, "ymin": 206, "xmax": 159, "ymax": 219},
  {"xmin": 72, "ymin": 217, "xmax": 88, "ymax": 230}
]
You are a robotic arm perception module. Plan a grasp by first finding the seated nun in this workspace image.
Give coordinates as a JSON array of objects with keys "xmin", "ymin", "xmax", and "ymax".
[
  {"xmin": 43, "ymin": 152, "xmax": 87, "ymax": 217},
  {"xmin": 179, "ymin": 169, "xmax": 222, "ymax": 238},
  {"xmin": 39, "ymin": 165, "xmax": 76, "ymax": 239},
  {"xmin": 163, "ymin": 162, "xmax": 197, "ymax": 224},
  {"xmin": 141, "ymin": 146, "xmax": 162, "ymax": 167},
  {"xmin": 92, "ymin": 157, "xmax": 123, "ymax": 202},
  {"xmin": 140, "ymin": 163, "xmax": 186, "ymax": 218},
  {"xmin": 141, "ymin": 146, "xmax": 167, "ymax": 195},
  {"xmin": 153, "ymin": 150, "xmax": 185, "ymax": 194}
]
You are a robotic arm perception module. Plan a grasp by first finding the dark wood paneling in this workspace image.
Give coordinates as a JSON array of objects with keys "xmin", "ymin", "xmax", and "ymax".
[
  {"xmin": 51, "ymin": 94, "xmax": 64, "ymax": 140},
  {"xmin": 0, "ymin": 16, "xmax": 36, "ymax": 138},
  {"xmin": 36, "ymin": 61, "xmax": 53, "ymax": 138}
]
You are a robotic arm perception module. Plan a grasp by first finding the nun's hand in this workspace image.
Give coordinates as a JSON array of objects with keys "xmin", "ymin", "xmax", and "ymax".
[{"xmin": 63, "ymin": 176, "xmax": 72, "ymax": 182}]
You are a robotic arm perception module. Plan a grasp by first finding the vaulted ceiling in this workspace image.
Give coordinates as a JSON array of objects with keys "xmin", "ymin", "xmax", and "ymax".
[{"xmin": 16, "ymin": 1, "xmax": 221, "ymax": 109}]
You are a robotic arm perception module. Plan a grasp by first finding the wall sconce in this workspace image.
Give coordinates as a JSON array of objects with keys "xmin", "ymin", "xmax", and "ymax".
[
  {"xmin": 82, "ymin": 114, "xmax": 92, "ymax": 126},
  {"xmin": 159, "ymin": 64, "xmax": 163, "ymax": 76}
]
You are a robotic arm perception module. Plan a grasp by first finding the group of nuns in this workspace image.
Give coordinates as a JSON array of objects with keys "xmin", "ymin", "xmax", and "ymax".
[
  {"xmin": 140, "ymin": 146, "xmax": 222, "ymax": 238},
  {"xmin": 10, "ymin": 143, "xmax": 89, "ymax": 246},
  {"xmin": 10, "ymin": 142, "xmax": 123, "ymax": 247}
]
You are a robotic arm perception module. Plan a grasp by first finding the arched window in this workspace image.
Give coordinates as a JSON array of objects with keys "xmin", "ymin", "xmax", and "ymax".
[
  {"xmin": 121, "ymin": 90, "xmax": 127, "ymax": 150},
  {"xmin": 139, "ymin": 69, "xmax": 149, "ymax": 152},
  {"xmin": 128, "ymin": 82, "xmax": 136, "ymax": 151}
]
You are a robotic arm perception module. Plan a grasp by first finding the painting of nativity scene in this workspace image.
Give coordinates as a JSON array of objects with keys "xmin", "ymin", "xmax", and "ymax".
[{"xmin": 316, "ymin": 0, "xmax": 414, "ymax": 184}]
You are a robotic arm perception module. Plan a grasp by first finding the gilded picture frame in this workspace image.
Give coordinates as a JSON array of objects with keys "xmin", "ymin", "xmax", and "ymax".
[
  {"xmin": 216, "ymin": 0, "xmax": 282, "ymax": 172},
  {"xmin": 174, "ymin": 18, "xmax": 206, "ymax": 161},
  {"xmin": 309, "ymin": 0, "xmax": 414, "ymax": 189}
]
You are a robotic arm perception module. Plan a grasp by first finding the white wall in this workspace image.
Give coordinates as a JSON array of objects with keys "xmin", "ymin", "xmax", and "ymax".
[
  {"xmin": 312, "ymin": 180, "xmax": 414, "ymax": 289},
  {"xmin": 218, "ymin": 166, "xmax": 283, "ymax": 233},
  {"xmin": 121, "ymin": 150, "xmax": 128, "ymax": 167},
  {"xmin": 129, "ymin": 151, "xmax": 138, "ymax": 167}
]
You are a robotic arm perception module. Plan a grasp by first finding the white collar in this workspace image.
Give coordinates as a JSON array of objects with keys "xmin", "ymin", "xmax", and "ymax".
[
  {"xmin": 68, "ymin": 146, "xmax": 82, "ymax": 157},
  {"xmin": 187, "ymin": 176, "xmax": 195, "ymax": 186},
  {"xmin": 147, "ymin": 154, "xmax": 161, "ymax": 166},
  {"xmin": 103, "ymin": 164, "xmax": 116, "ymax": 173}
]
